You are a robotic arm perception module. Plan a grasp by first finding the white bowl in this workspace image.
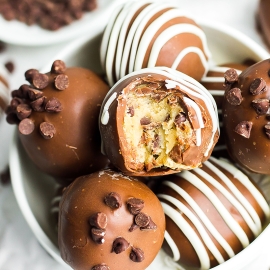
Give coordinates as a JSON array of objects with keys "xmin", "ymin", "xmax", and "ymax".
[{"xmin": 9, "ymin": 19, "xmax": 270, "ymax": 270}]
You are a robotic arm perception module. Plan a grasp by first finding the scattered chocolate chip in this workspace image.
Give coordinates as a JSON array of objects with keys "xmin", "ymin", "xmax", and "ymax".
[
  {"xmin": 112, "ymin": 237, "xmax": 129, "ymax": 254},
  {"xmin": 18, "ymin": 118, "xmax": 35, "ymax": 135},
  {"xmin": 32, "ymin": 73, "xmax": 49, "ymax": 89},
  {"xmin": 249, "ymin": 78, "xmax": 266, "ymax": 95},
  {"xmin": 91, "ymin": 228, "xmax": 106, "ymax": 244},
  {"xmin": 89, "ymin": 212, "xmax": 107, "ymax": 229},
  {"xmin": 135, "ymin": 212, "xmax": 150, "ymax": 227},
  {"xmin": 104, "ymin": 192, "xmax": 122, "ymax": 210},
  {"xmin": 25, "ymin": 69, "xmax": 39, "ymax": 83},
  {"xmin": 140, "ymin": 117, "xmax": 151, "ymax": 126},
  {"xmin": 265, "ymin": 124, "xmax": 270, "ymax": 139},
  {"xmin": 234, "ymin": 121, "xmax": 253, "ymax": 138},
  {"xmin": 28, "ymin": 88, "xmax": 43, "ymax": 100},
  {"xmin": 126, "ymin": 198, "xmax": 144, "ymax": 215},
  {"xmin": 130, "ymin": 247, "xmax": 144, "ymax": 262},
  {"xmin": 5, "ymin": 61, "xmax": 14, "ymax": 73},
  {"xmin": 0, "ymin": 167, "xmax": 10, "ymax": 185},
  {"xmin": 251, "ymin": 99, "xmax": 269, "ymax": 115},
  {"xmin": 16, "ymin": 104, "xmax": 32, "ymax": 120},
  {"xmin": 91, "ymin": 264, "xmax": 110, "ymax": 270},
  {"xmin": 140, "ymin": 217, "xmax": 157, "ymax": 231},
  {"xmin": 39, "ymin": 122, "xmax": 56, "ymax": 139},
  {"xmin": 45, "ymin": 97, "xmax": 62, "ymax": 112},
  {"xmin": 224, "ymin": 68, "xmax": 238, "ymax": 84},
  {"xmin": 174, "ymin": 112, "xmax": 186, "ymax": 126},
  {"xmin": 127, "ymin": 106, "xmax": 134, "ymax": 117},
  {"xmin": 54, "ymin": 74, "xmax": 69, "ymax": 90},
  {"xmin": 225, "ymin": 88, "xmax": 243, "ymax": 105},
  {"xmin": 31, "ymin": 96, "xmax": 45, "ymax": 112},
  {"xmin": 51, "ymin": 60, "xmax": 66, "ymax": 74}
]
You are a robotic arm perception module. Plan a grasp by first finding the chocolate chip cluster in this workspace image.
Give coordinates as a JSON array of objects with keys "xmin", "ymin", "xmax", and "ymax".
[
  {"xmin": 5, "ymin": 60, "xmax": 68, "ymax": 138},
  {"xmin": 0, "ymin": 0, "xmax": 97, "ymax": 31},
  {"xmin": 88, "ymin": 191, "xmax": 157, "ymax": 269}
]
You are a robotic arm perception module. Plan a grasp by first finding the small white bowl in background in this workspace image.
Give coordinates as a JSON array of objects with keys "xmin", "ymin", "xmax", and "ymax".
[{"xmin": 9, "ymin": 19, "xmax": 270, "ymax": 270}]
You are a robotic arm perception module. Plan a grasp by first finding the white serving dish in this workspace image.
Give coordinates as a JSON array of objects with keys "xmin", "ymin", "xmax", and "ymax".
[{"xmin": 9, "ymin": 19, "xmax": 270, "ymax": 270}]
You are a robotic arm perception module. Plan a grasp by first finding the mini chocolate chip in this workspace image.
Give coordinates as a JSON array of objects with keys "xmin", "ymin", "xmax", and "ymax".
[
  {"xmin": 130, "ymin": 247, "xmax": 144, "ymax": 262},
  {"xmin": 135, "ymin": 212, "xmax": 150, "ymax": 227},
  {"xmin": 5, "ymin": 61, "xmax": 14, "ymax": 73},
  {"xmin": 225, "ymin": 88, "xmax": 243, "ymax": 105},
  {"xmin": 224, "ymin": 68, "xmax": 238, "ymax": 84},
  {"xmin": 140, "ymin": 217, "xmax": 157, "ymax": 231},
  {"xmin": 39, "ymin": 122, "xmax": 56, "ymax": 139},
  {"xmin": 10, "ymin": 97, "xmax": 23, "ymax": 109},
  {"xmin": 129, "ymin": 223, "xmax": 139, "ymax": 232},
  {"xmin": 18, "ymin": 118, "xmax": 35, "ymax": 135},
  {"xmin": 104, "ymin": 192, "xmax": 122, "ymax": 209},
  {"xmin": 249, "ymin": 78, "xmax": 266, "ymax": 95},
  {"xmin": 251, "ymin": 99, "xmax": 269, "ymax": 115},
  {"xmin": 6, "ymin": 112, "xmax": 19, "ymax": 125},
  {"xmin": 91, "ymin": 228, "xmax": 106, "ymax": 244},
  {"xmin": 25, "ymin": 69, "xmax": 39, "ymax": 83},
  {"xmin": 126, "ymin": 198, "xmax": 144, "ymax": 215},
  {"xmin": 89, "ymin": 212, "xmax": 107, "ymax": 229},
  {"xmin": 174, "ymin": 112, "xmax": 186, "ymax": 126},
  {"xmin": 31, "ymin": 96, "xmax": 45, "ymax": 112},
  {"xmin": 28, "ymin": 88, "xmax": 44, "ymax": 100},
  {"xmin": 18, "ymin": 84, "xmax": 30, "ymax": 98},
  {"xmin": 11, "ymin": 89, "xmax": 23, "ymax": 98},
  {"xmin": 16, "ymin": 104, "xmax": 32, "ymax": 120},
  {"xmin": 265, "ymin": 124, "xmax": 270, "ymax": 139},
  {"xmin": 55, "ymin": 74, "xmax": 69, "ymax": 90},
  {"xmin": 32, "ymin": 73, "xmax": 49, "ymax": 90},
  {"xmin": 127, "ymin": 106, "xmax": 134, "ymax": 117},
  {"xmin": 112, "ymin": 237, "xmax": 129, "ymax": 254},
  {"xmin": 140, "ymin": 117, "xmax": 151, "ymax": 125},
  {"xmin": 51, "ymin": 60, "xmax": 66, "ymax": 74},
  {"xmin": 45, "ymin": 97, "xmax": 62, "ymax": 112},
  {"xmin": 234, "ymin": 121, "xmax": 253, "ymax": 138},
  {"xmin": 91, "ymin": 264, "xmax": 110, "ymax": 270}
]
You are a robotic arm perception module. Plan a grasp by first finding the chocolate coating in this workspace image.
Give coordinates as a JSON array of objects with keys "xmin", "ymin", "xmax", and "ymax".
[
  {"xmin": 0, "ymin": 64, "xmax": 9, "ymax": 117},
  {"xmin": 99, "ymin": 67, "xmax": 219, "ymax": 176},
  {"xmin": 155, "ymin": 157, "xmax": 270, "ymax": 270},
  {"xmin": 58, "ymin": 169, "xmax": 165, "ymax": 270},
  {"xmin": 222, "ymin": 59, "xmax": 270, "ymax": 174},
  {"xmin": 100, "ymin": 1, "xmax": 210, "ymax": 86},
  {"xmin": 6, "ymin": 61, "xmax": 110, "ymax": 181},
  {"xmin": 257, "ymin": 0, "xmax": 270, "ymax": 49}
]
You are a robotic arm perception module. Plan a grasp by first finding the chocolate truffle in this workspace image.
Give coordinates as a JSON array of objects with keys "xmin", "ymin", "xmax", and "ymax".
[
  {"xmin": 100, "ymin": 1, "xmax": 211, "ymax": 86},
  {"xmin": 58, "ymin": 169, "xmax": 165, "ymax": 270},
  {"xmin": 5, "ymin": 60, "xmax": 110, "ymax": 181},
  {"xmin": 222, "ymin": 59, "xmax": 270, "ymax": 174},
  {"xmin": 156, "ymin": 156, "xmax": 270, "ymax": 270},
  {"xmin": 99, "ymin": 67, "xmax": 219, "ymax": 176},
  {"xmin": 0, "ymin": 63, "xmax": 9, "ymax": 118}
]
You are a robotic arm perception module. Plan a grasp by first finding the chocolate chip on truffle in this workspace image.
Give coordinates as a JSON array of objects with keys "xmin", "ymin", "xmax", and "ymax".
[
  {"xmin": 249, "ymin": 78, "xmax": 266, "ymax": 95},
  {"xmin": 16, "ymin": 104, "xmax": 32, "ymax": 120},
  {"xmin": 91, "ymin": 264, "xmax": 110, "ymax": 270},
  {"xmin": 55, "ymin": 74, "xmax": 69, "ymax": 90},
  {"xmin": 112, "ymin": 237, "xmax": 129, "ymax": 254},
  {"xmin": 31, "ymin": 96, "xmax": 45, "ymax": 112},
  {"xmin": 18, "ymin": 118, "xmax": 35, "ymax": 135},
  {"xmin": 18, "ymin": 84, "xmax": 30, "ymax": 98},
  {"xmin": 25, "ymin": 69, "xmax": 39, "ymax": 83},
  {"xmin": 224, "ymin": 68, "xmax": 238, "ymax": 84},
  {"xmin": 251, "ymin": 99, "xmax": 269, "ymax": 115},
  {"xmin": 89, "ymin": 212, "xmax": 107, "ymax": 229},
  {"xmin": 32, "ymin": 73, "xmax": 49, "ymax": 89},
  {"xmin": 51, "ymin": 60, "xmax": 66, "ymax": 74},
  {"xmin": 135, "ymin": 212, "xmax": 150, "ymax": 227},
  {"xmin": 225, "ymin": 87, "xmax": 243, "ymax": 105},
  {"xmin": 91, "ymin": 228, "xmax": 106, "ymax": 244},
  {"xmin": 234, "ymin": 121, "xmax": 253, "ymax": 138},
  {"xmin": 126, "ymin": 198, "xmax": 144, "ymax": 215},
  {"xmin": 129, "ymin": 223, "xmax": 139, "ymax": 232},
  {"xmin": 39, "ymin": 122, "xmax": 56, "ymax": 139},
  {"xmin": 130, "ymin": 247, "xmax": 145, "ymax": 262},
  {"xmin": 45, "ymin": 97, "xmax": 62, "ymax": 112},
  {"xmin": 104, "ymin": 192, "xmax": 122, "ymax": 209},
  {"xmin": 140, "ymin": 217, "xmax": 157, "ymax": 231},
  {"xmin": 28, "ymin": 88, "xmax": 44, "ymax": 100}
]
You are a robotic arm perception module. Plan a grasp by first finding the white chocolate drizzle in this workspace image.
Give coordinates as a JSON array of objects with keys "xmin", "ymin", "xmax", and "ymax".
[{"xmin": 101, "ymin": 92, "xmax": 117, "ymax": 125}]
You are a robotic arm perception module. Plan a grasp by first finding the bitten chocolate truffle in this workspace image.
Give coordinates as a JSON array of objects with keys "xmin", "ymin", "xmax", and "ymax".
[
  {"xmin": 58, "ymin": 169, "xmax": 165, "ymax": 270},
  {"xmin": 5, "ymin": 60, "xmax": 110, "ymax": 182},
  {"xmin": 99, "ymin": 67, "xmax": 219, "ymax": 176},
  {"xmin": 222, "ymin": 59, "xmax": 270, "ymax": 174},
  {"xmin": 156, "ymin": 157, "xmax": 270, "ymax": 270},
  {"xmin": 100, "ymin": 1, "xmax": 211, "ymax": 86},
  {"xmin": 0, "ymin": 63, "xmax": 9, "ymax": 118}
]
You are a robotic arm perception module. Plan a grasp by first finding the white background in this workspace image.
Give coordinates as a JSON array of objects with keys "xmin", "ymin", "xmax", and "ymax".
[{"xmin": 0, "ymin": 0, "xmax": 269, "ymax": 269}]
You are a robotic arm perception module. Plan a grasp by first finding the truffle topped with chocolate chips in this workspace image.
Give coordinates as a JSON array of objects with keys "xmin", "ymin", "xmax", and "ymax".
[
  {"xmin": 5, "ymin": 60, "xmax": 110, "ymax": 182},
  {"xmin": 58, "ymin": 169, "xmax": 165, "ymax": 270},
  {"xmin": 223, "ymin": 58, "xmax": 270, "ymax": 174}
]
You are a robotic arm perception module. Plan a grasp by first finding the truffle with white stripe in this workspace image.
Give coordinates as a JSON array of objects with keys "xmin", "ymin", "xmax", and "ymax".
[
  {"xmin": 156, "ymin": 156, "xmax": 270, "ymax": 270},
  {"xmin": 99, "ymin": 67, "xmax": 219, "ymax": 176},
  {"xmin": 0, "ymin": 64, "xmax": 9, "ymax": 118}
]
